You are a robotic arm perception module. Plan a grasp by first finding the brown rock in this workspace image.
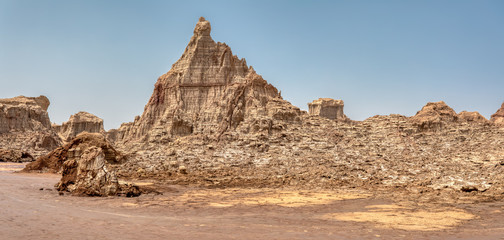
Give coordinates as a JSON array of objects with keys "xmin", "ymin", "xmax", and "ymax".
[
  {"xmin": 53, "ymin": 111, "xmax": 105, "ymax": 142},
  {"xmin": 0, "ymin": 95, "xmax": 61, "ymax": 158},
  {"xmin": 56, "ymin": 146, "xmax": 120, "ymax": 196},
  {"xmin": 112, "ymin": 17, "xmax": 300, "ymax": 145},
  {"xmin": 458, "ymin": 111, "xmax": 488, "ymax": 123},
  {"xmin": 490, "ymin": 102, "xmax": 504, "ymax": 126},
  {"xmin": 409, "ymin": 101, "xmax": 458, "ymax": 130},
  {"xmin": 23, "ymin": 132, "xmax": 123, "ymax": 173},
  {"xmin": 0, "ymin": 149, "xmax": 34, "ymax": 162},
  {"xmin": 308, "ymin": 98, "xmax": 348, "ymax": 121}
]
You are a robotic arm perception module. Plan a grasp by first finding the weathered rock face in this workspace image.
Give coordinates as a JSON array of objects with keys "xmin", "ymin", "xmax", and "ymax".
[
  {"xmin": 23, "ymin": 132, "xmax": 123, "ymax": 173},
  {"xmin": 490, "ymin": 103, "xmax": 504, "ymax": 126},
  {"xmin": 56, "ymin": 146, "xmax": 119, "ymax": 196},
  {"xmin": 111, "ymin": 17, "xmax": 300, "ymax": 145},
  {"xmin": 0, "ymin": 95, "xmax": 61, "ymax": 158},
  {"xmin": 409, "ymin": 101, "xmax": 458, "ymax": 131},
  {"xmin": 308, "ymin": 98, "xmax": 348, "ymax": 121},
  {"xmin": 458, "ymin": 111, "xmax": 488, "ymax": 123},
  {"xmin": 53, "ymin": 111, "xmax": 105, "ymax": 142}
]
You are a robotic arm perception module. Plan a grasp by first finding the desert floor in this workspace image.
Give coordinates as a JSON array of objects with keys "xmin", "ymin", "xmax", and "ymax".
[{"xmin": 1, "ymin": 162, "xmax": 504, "ymax": 240}]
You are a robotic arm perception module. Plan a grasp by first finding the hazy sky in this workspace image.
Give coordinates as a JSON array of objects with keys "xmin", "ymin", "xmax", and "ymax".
[{"xmin": 1, "ymin": 0, "xmax": 503, "ymax": 130}]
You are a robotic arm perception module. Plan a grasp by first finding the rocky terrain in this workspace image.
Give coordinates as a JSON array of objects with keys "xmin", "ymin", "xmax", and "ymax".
[
  {"xmin": 7, "ymin": 17, "xmax": 504, "ymax": 203},
  {"xmin": 0, "ymin": 95, "xmax": 61, "ymax": 159},
  {"xmin": 53, "ymin": 111, "xmax": 105, "ymax": 142},
  {"xmin": 491, "ymin": 103, "xmax": 504, "ymax": 125}
]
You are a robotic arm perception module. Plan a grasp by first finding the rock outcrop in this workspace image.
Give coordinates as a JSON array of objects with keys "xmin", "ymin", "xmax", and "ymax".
[
  {"xmin": 458, "ymin": 111, "xmax": 488, "ymax": 123},
  {"xmin": 23, "ymin": 132, "xmax": 123, "ymax": 173},
  {"xmin": 111, "ymin": 17, "xmax": 300, "ymax": 145},
  {"xmin": 53, "ymin": 111, "xmax": 105, "ymax": 142},
  {"xmin": 308, "ymin": 98, "xmax": 348, "ymax": 121},
  {"xmin": 0, "ymin": 149, "xmax": 34, "ymax": 163},
  {"xmin": 490, "ymin": 102, "xmax": 504, "ymax": 126},
  {"xmin": 409, "ymin": 101, "xmax": 458, "ymax": 131},
  {"xmin": 56, "ymin": 146, "xmax": 120, "ymax": 196},
  {"xmin": 0, "ymin": 95, "xmax": 61, "ymax": 158}
]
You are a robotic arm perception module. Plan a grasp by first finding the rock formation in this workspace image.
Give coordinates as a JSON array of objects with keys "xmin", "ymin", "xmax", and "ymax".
[
  {"xmin": 23, "ymin": 132, "xmax": 123, "ymax": 173},
  {"xmin": 0, "ymin": 149, "xmax": 34, "ymax": 162},
  {"xmin": 308, "ymin": 98, "xmax": 348, "ymax": 121},
  {"xmin": 110, "ymin": 17, "xmax": 300, "ymax": 145},
  {"xmin": 458, "ymin": 111, "xmax": 488, "ymax": 123},
  {"xmin": 409, "ymin": 101, "xmax": 458, "ymax": 130},
  {"xmin": 56, "ymin": 146, "xmax": 120, "ymax": 196},
  {"xmin": 0, "ymin": 95, "xmax": 61, "ymax": 158},
  {"xmin": 490, "ymin": 102, "xmax": 504, "ymax": 126},
  {"xmin": 53, "ymin": 111, "xmax": 105, "ymax": 142}
]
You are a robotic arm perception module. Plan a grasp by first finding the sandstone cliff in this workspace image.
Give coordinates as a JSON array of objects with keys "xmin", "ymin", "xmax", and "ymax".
[
  {"xmin": 111, "ymin": 17, "xmax": 300, "ymax": 146},
  {"xmin": 490, "ymin": 102, "xmax": 504, "ymax": 126},
  {"xmin": 53, "ymin": 111, "xmax": 105, "ymax": 142},
  {"xmin": 0, "ymin": 95, "xmax": 61, "ymax": 158}
]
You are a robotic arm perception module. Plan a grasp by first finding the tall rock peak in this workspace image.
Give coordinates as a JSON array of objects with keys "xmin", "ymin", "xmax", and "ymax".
[{"xmin": 113, "ymin": 17, "xmax": 300, "ymax": 145}]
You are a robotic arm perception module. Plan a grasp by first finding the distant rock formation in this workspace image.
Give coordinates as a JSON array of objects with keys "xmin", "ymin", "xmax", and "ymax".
[
  {"xmin": 490, "ymin": 102, "xmax": 504, "ymax": 126},
  {"xmin": 0, "ymin": 95, "xmax": 61, "ymax": 158},
  {"xmin": 308, "ymin": 98, "xmax": 348, "ymax": 121},
  {"xmin": 409, "ymin": 101, "xmax": 458, "ymax": 130},
  {"xmin": 458, "ymin": 111, "xmax": 488, "ymax": 123},
  {"xmin": 53, "ymin": 111, "xmax": 105, "ymax": 142},
  {"xmin": 0, "ymin": 149, "xmax": 34, "ymax": 163},
  {"xmin": 111, "ymin": 17, "xmax": 300, "ymax": 145}
]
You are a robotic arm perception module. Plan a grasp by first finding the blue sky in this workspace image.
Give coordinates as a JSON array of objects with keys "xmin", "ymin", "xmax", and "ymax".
[{"xmin": 1, "ymin": 0, "xmax": 503, "ymax": 129}]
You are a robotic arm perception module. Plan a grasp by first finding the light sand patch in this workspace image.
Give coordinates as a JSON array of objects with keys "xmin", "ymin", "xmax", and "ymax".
[
  {"xmin": 0, "ymin": 162, "xmax": 27, "ymax": 172},
  {"xmin": 119, "ymin": 180, "xmax": 154, "ymax": 186},
  {"xmin": 322, "ymin": 204, "xmax": 475, "ymax": 231},
  {"xmin": 178, "ymin": 189, "xmax": 370, "ymax": 208}
]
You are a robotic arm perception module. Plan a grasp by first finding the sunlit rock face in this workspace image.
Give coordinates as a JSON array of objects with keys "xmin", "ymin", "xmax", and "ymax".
[
  {"xmin": 308, "ymin": 98, "xmax": 348, "ymax": 121},
  {"xmin": 491, "ymin": 102, "xmax": 504, "ymax": 126},
  {"xmin": 112, "ymin": 17, "xmax": 300, "ymax": 145},
  {"xmin": 53, "ymin": 111, "xmax": 105, "ymax": 142},
  {"xmin": 0, "ymin": 95, "xmax": 61, "ymax": 158}
]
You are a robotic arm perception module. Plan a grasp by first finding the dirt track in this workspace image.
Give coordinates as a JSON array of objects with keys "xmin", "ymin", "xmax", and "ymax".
[{"xmin": 1, "ymin": 163, "xmax": 504, "ymax": 240}]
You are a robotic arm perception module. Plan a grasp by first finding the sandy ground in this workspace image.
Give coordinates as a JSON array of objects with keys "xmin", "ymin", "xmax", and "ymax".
[{"xmin": 1, "ymin": 163, "xmax": 504, "ymax": 239}]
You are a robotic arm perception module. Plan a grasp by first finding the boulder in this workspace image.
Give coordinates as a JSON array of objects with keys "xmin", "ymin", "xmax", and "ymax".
[{"xmin": 0, "ymin": 149, "xmax": 34, "ymax": 162}]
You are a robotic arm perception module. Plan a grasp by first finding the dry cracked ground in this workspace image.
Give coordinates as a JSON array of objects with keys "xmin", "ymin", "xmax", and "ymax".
[{"xmin": 2, "ymin": 163, "xmax": 504, "ymax": 240}]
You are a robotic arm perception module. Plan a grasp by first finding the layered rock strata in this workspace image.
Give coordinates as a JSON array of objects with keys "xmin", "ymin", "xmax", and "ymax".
[
  {"xmin": 0, "ymin": 95, "xmax": 61, "ymax": 158},
  {"xmin": 458, "ymin": 111, "xmax": 488, "ymax": 123},
  {"xmin": 409, "ymin": 101, "xmax": 458, "ymax": 131},
  {"xmin": 490, "ymin": 102, "xmax": 504, "ymax": 126},
  {"xmin": 53, "ymin": 111, "xmax": 105, "ymax": 142},
  {"xmin": 111, "ymin": 17, "xmax": 300, "ymax": 146},
  {"xmin": 308, "ymin": 98, "xmax": 348, "ymax": 121}
]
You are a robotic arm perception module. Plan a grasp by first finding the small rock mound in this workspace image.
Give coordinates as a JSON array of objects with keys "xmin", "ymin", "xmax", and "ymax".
[
  {"xmin": 490, "ymin": 102, "xmax": 504, "ymax": 126},
  {"xmin": 56, "ymin": 146, "xmax": 120, "ymax": 196},
  {"xmin": 409, "ymin": 101, "xmax": 458, "ymax": 130},
  {"xmin": 458, "ymin": 111, "xmax": 488, "ymax": 123},
  {"xmin": 0, "ymin": 149, "xmax": 34, "ymax": 162},
  {"xmin": 53, "ymin": 111, "xmax": 105, "ymax": 142},
  {"xmin": 308, "ymin": 98, "xmax": 348, "ymax": 121},
  {"xmin": 23, "ymin": 132, "xmax": 123, "ymax": 173}
]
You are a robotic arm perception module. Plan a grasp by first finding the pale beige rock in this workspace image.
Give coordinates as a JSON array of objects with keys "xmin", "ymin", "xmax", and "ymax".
[
  {"xmin": 0, "ymin": 95, "xmax": 61, "ymax": 158},
  {"xmin": 490, "ymin": 102, "xmax": 504, "ymax": 126},
  {"xmin": 54, "ymin": 111, "xmax": 105, "ymax": 142},
  {"xmin": 308, "ymin": 98, "xmax": 348, "ymax": 121},
  {"xmin": 112, "ymin": 17, "xmax": 300, "ymax": 145}
]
